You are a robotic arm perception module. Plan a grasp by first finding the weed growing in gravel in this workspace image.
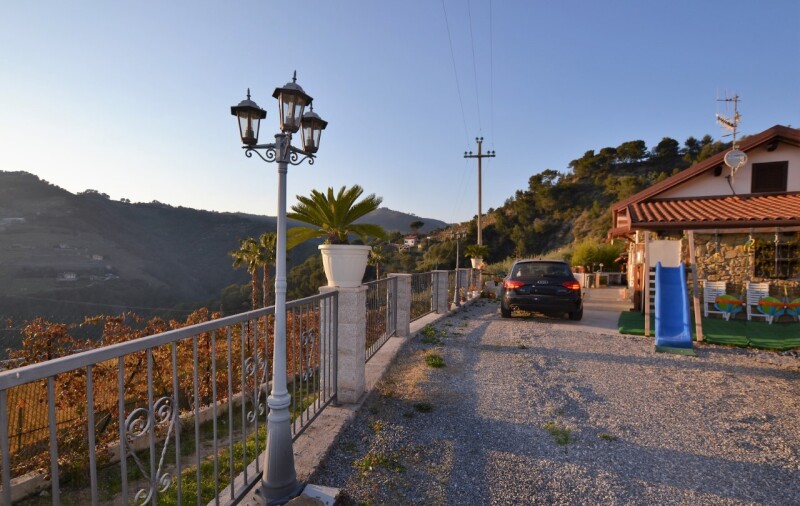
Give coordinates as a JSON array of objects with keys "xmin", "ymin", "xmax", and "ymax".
[
  {"xmin": 420, "ymin": 325, "xmax": 444, "ymax": 345},
  {"xmin": 371, "ymin": 420, "xmax": 384, "ymax": 433},
  {"xmin": 354, "ymin": 451, "xmax": 405, "ymax": 476},
  {"xmin": 543, "ymin": 422, "xmax": 573, "ymax": 445},
  {"xmin": 413, "ymin": 402, "xmax": 433, "ymax": 413},
  {"xmin": 598, "ymin": 432, "xmax": 618, "ymax": 441},
  {"xmin": 342, "ymin": 442, "xmax": 359, "ymax": 453},
  {"xmin": 421, "ymin": 325, "xmax": 437, "ymax": 338},
  {"xmin": 425, "ymin": 353, "xmax": 446, "ymax": 368}
]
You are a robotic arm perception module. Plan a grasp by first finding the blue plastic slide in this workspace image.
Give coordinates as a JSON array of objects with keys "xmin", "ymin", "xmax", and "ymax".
[{"xmin": 654, "ymin": 262, "xmax": 692, "ymax": 349}]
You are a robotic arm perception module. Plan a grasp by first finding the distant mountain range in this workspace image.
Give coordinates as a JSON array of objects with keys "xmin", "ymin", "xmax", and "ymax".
[{"xmin": 0, "ymin": 171, "xmax": 448, "ymax": 325}]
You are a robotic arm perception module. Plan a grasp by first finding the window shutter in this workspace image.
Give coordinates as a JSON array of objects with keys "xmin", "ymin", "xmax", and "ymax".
[{"xmin": 751, "ymin": 161, "xmax": 788, "ymax": 193}]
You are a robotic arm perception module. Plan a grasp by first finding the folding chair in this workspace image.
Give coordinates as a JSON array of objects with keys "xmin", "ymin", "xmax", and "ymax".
[
  {"xmin": 702, "ymin": 281, "xmax": 727, "ymax": 318},
  {"xmin": 746, "ymin": 282, "xmax": 772, "ymax": 323}
]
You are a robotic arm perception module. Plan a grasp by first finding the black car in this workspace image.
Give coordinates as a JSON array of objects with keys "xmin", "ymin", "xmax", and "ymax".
[{"xmin": 499, "ymin": 260, "xmax": 583, "ymax": 320}]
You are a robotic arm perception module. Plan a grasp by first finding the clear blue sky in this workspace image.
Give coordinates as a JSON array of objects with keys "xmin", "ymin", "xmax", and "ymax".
[{"xmin": 1, "ymin": 1, "xmax": 798, "ymax": 225}]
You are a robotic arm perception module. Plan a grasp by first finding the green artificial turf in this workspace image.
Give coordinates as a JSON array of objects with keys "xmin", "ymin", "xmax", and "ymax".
[{"xmin": 617, "ymin": 310, "xmax": 800, "ymax": 351}]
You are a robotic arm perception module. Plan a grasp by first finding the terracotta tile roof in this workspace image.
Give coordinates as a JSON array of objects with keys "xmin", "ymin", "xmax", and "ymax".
[{"xmin": 626, "ymin": 192, "xmax": 800, "ymax": 230}]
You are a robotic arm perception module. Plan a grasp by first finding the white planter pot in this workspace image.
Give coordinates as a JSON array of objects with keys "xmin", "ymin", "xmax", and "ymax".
[
  {"xmin": 470, "ymin": 257, "xmax": 483, "ymax": 268},
  {"xmin": 319, "ymin": 244, "xmax": 371, "ymax": 288}
]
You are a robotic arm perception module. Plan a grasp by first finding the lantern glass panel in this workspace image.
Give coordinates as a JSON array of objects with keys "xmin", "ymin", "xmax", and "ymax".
[
  {"xmin": 301, "ymin": 123, "xmax": 318, "ymax": 153},
  {"xmin": 238, "ymin": 114, "xmax": 260, "ymax": 145},
  {"xmin": 279, "ymin": 94, "xmax": 305, "ymax": 133}
]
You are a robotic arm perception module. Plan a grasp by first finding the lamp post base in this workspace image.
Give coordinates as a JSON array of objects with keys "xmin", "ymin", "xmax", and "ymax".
[{"xmin": 255, "ymin": 481, "xmax": 304, "ymax": 506}]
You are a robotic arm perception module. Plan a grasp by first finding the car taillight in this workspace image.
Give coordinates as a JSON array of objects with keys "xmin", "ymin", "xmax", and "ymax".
[
  {"xmin": 504, "ymin": 280, "xmax": 525, "ymax": 290},
  {"xmin": 562, "ymin": 280, "xmax": 581, "ymax": 291}
]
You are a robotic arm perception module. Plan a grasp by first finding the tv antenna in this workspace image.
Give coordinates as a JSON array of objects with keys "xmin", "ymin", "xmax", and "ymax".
[
  {"xmin": 716, "ymin": 93, "xmax": 746, "ymax": 187},
  {"xmin": 716, "ymin": 93, "xmax": 742, "ymax": 148}
]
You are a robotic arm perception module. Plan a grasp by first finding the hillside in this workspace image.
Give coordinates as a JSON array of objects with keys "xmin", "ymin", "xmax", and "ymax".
[
  {"xmin": 0, "ymin": 171, "xmax": 447, "ymax": 324},
  {"xmin": 477, "ymin": 133, "xmax": 730, "ymax": 262}
]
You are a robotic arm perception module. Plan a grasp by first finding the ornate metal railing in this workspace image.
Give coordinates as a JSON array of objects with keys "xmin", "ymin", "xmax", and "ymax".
[
  {"xmin": 364, "ymin": 277, "xmax": 397, "ymax": 362},
  {"xmin": 410, "ymin": 272, "xmax": 434, "ymax": 321},
  {"xmin": 0, "ymin": 292, "xmax": 337, "ymax": 505}
]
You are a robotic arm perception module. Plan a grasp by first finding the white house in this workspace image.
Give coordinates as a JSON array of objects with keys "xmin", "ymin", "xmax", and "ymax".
[
  {"xmin": 609, "ymin": 124, "xmax": 800, "ymax": 310},
  {"xmin": 402, "ymin": 236, "xmax": 420, "ymax": 249}
]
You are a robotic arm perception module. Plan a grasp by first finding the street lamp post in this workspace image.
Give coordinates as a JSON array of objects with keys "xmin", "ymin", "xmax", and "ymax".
[
  {"xmin": 452, "ymin": 230, "xmax": 464, "ymax": 307},
  {"xmin": 230, "ymin": 72, "xmax": 327, "ymax": 505}
]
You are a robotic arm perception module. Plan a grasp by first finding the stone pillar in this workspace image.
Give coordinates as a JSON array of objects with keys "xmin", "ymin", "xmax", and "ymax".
[
  {"xmin": 433, "ymin": 270, "xmax": 450, "ymax": 313},
  {"xmin": 389, "ymin": 273, "xmax": 412, "ymax": 337},
  {"xmin": 319, "ymin": 285, "xmax": 367, "ymax": 405}
]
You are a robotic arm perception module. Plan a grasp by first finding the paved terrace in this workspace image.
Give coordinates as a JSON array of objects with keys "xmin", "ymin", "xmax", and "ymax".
[{"xmin": 242, "ymin": 288, "xmax": 800, "ymax": 505}]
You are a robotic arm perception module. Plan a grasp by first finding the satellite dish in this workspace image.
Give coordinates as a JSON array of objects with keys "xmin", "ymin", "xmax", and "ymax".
[{"xmin": 724, "ymin": 149, "xmax": 747, "ymax": 170}]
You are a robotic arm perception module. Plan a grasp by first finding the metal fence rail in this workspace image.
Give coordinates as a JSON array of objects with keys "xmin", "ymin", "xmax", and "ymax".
[
  {"xmin": 364, "ymin": 277, "xmax": 397, "ymax": 362},
  {"xmin": 469, "ymin": 269, "xmax": 482, "ymax": 292},
  {"xmin": 410, "ymin": 272, "xmax": 434, "ymax": 321},
  {"xmin": 0, "ymin": 292, "xmax": 337, "ymax": 505}
]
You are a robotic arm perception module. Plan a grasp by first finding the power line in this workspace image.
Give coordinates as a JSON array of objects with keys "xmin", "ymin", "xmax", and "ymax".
[
  {"xmin": 450, "ymin": 157, "xmax": 473, "ymax": 226},
  {"xmin": 441, "ymin": 0, "xmax": 471, "ymax": 147},
  {"xmin": 489, "ymin": 0, "xmax": 495, "ymax": 149},
  {"xmin": 466, "ymin": 0, "xmax": 483, "ymax": 134}
]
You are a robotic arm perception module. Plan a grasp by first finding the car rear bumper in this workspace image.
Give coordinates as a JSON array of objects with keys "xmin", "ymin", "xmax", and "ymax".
[{"xmin": 503, "ymin": 294, "xmax": 582, "ymax": 314}]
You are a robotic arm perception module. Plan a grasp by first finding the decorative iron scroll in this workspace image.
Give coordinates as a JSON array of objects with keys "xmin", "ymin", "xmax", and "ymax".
[
  {"xmin": 243, "ymin": 144, "xmax": 314, "ymax": 166},
  {"xmin": 301, "ymin": 329, "xmax": 318, "ymax": 381},
  {"xmin": 124, "ymin": 396, "xmax": 176, "ymax": 505},
  {"xmin": 245, "ymin": 351, "xmax": 269, "ymax": 423}
]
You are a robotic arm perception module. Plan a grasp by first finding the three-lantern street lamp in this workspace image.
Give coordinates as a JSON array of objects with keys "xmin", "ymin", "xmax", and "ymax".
[{"xmin": 230, "ymin": 72, "xmax": 327, "ymax": 505}]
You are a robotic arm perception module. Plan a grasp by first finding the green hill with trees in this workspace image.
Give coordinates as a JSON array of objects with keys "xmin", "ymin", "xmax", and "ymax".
[{"xmin": 481, "ymin": 133, "xmax": 729, "ymax": 261}]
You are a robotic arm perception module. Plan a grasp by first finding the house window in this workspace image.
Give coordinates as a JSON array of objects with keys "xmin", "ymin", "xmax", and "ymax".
[
  {"xmin": 751, "ymin": 161, "xmax": 788, "ymax": 193},
  {"xmin": 753, "ymin": 234, "xmax": 799, "ymax": 279}
]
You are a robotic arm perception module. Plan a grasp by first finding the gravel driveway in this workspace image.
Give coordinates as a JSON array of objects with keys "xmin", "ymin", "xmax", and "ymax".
[{"xmin": 310, "ymin": 299, "xmax": 800, "ymax": 505}]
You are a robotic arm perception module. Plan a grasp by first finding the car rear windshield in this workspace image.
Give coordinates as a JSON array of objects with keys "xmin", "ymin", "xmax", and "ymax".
[{"xmin": 511, "ymin": 262, "xmax": 572, "ymax": 279}]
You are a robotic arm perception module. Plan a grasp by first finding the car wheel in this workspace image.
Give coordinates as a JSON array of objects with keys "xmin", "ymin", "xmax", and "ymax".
[
  {"xmin": 500, "ymin": 304, "xmax": 512, "ymax": 318},
  {"xmin": 568, "ymin": 308, "xmax": 583, "ymax": 321}
]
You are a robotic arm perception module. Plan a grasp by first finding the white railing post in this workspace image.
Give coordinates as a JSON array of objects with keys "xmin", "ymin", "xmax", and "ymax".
[
  {"xmin": 433, "ymin": 270, "xmax": 450, "ymax": 314},
  {"xmin": 320, "ymin": 286, "xmax": 367, "ymax": 404},
  {"xmin": 389, "ymin": 273, "xmax": 412, "ymax": 337}
]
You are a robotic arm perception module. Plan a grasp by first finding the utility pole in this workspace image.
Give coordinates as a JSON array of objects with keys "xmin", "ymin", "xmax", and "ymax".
[{"xmin": 464, "ymin": 137, "xmax": 495, "ymax": 246}]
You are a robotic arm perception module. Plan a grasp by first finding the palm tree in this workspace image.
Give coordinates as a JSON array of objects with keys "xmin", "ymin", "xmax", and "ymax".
[
  {"xmin": 257, "ymin": 232, "xmax": 277, "ymax": 307},
  {"xmin": 368, "ymin": 244, "xmax": 387, "ymax": 280},
  {"xmin": 231, "ymin": 238, "xmax": 260, "ymax": 310},
  {"xmin": 286, "ymin": 185, "xmax": 387, "ymax": 247},
  {"xmin": 464, "ymin": 244, "xmax": 489, "ymax": 260}
]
